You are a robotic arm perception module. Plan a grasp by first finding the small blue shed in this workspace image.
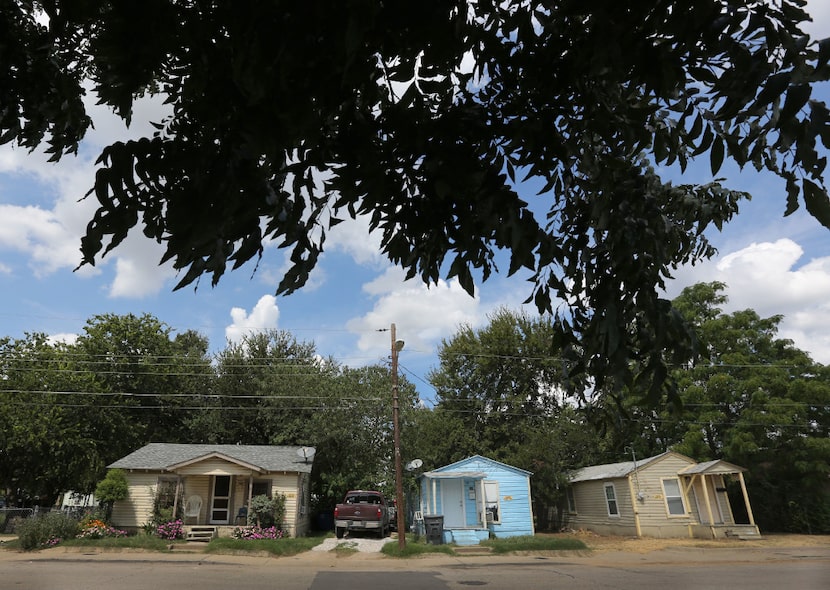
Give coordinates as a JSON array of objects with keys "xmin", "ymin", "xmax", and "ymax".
[{"xmin": 417, "ymin": 455, "xmax": 534, "ymax": 545}]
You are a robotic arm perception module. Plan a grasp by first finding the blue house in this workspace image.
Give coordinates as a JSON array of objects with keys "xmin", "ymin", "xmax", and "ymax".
[{"xmin": 417, "ymin": 455, "xmax": 534, "ymax": 545}]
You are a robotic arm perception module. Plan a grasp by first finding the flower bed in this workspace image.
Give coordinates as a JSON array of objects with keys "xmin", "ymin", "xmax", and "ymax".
[
  {"xmin": 231, "ymin": 525, "xmax": 286, "ymax": 540},
  {"xmin": 78, "ymin": 518, "xmax": 128, "ymax": 539}
]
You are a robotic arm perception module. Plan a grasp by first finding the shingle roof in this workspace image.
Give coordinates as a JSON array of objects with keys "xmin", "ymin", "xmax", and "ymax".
[
  {"xmin": 108, "ymin": 443, "xmax": 315, "ymax": 473},
  {"xmin": 568, "ymin": 452, "xmax": 671, "ymax": 483}
]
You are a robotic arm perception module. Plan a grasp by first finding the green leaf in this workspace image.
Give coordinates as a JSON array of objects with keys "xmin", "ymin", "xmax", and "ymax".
[
  {"xmin": 803, "ymin": 179, "xmax": 830, "ymax": 228},
  {"xmin": 710, "ymin": 136, "xmax": 725, "ymax": 176}
]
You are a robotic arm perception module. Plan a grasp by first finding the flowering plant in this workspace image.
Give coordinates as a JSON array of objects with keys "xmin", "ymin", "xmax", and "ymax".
[
  {"xmin": 77, "ymin": 519, "xmax": 128, "ymax": 539},
  {"xmin": 41, "ymin": 536, "xmax": 62, "ymax": 548},
  {"xmin": 155, "ymin": 519, "xmax": 184, "ymax": 540},
  {"xmin": 231, "ymin": 525, "xmax": 286, "ymax": 540}
]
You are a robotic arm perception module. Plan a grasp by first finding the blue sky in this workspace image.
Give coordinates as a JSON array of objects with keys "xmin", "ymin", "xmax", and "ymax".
[{"xmin": 1, "ymin": 3, "xmax": 829, "ymax": 404}]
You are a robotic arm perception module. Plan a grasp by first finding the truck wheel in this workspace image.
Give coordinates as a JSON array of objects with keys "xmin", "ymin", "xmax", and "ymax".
[{"xmin": 335, "ymin": 527, "xmax": 345, "ymax": 539}]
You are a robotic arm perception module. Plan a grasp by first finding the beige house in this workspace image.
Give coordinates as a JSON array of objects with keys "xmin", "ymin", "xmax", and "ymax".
[
  {"xmin": 566, "ymin": 451, "xmax": 759, "ymax": 539},
  {"xmin": 108, "ymin": 443, "xmax": 314, "ymax": 538}
]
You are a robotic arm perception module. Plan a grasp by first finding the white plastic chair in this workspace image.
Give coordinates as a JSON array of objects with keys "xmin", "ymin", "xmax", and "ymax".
[{"xmin": 184, "ymin": 495, "xmax": 202, "ymax": 524}]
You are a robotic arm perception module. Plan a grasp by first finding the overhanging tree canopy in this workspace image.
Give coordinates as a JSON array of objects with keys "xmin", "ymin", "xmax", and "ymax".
[{"xmin": 3, "ymin": 0, "xmax": 829, "ymax": 399}]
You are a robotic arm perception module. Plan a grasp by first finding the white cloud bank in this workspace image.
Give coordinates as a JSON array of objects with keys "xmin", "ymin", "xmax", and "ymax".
[{"xmin": 668, "ymin": 238, "xmax": 830, "ymax": 364}]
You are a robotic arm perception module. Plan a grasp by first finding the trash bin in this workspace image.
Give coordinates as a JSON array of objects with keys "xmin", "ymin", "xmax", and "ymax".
[{"xmin": 424, "ymin": 515, "xmax": 444, "ymax": 545}]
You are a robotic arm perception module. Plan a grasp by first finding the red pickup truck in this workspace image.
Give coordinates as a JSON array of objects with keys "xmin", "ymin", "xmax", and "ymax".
[{"xmin": 333, "ymin": 490, "xmax": 391, "ymax": 539}]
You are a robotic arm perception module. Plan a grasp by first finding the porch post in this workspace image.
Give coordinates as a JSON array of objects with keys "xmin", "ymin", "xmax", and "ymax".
[
  {"xmin": 247, "ymin": 473, "xmax": 254, "ymax": 524},
  {"xmin": 432, "ymin": 479, "xmax": 438, "ymax": 514},
  {"xmin": 477, "ymin": 480, "xmax": 486, "ymax": 528},
  {"xmin": 173, "ymin": 475, "xmax": 182, "ymax": 521},
  {"xmin": 737, "ymin": 472, "xmax": 757, "ymax": 527},
  {"xmin": 701, "ymin": 475, "xmax": 716, "ymax": 538}
]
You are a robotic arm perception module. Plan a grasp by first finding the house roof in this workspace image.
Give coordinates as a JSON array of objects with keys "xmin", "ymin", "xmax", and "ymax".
[
  {"xmin": 429, "ymin": 455, "xmax": 532, "ymax": 478},
  {"xmin": 569, "ymin": 451, "xmax": 692, "ymax": 483},
  {"xmin": 108, "ymin": 443, "xmax": 315, "ymax": 473}
]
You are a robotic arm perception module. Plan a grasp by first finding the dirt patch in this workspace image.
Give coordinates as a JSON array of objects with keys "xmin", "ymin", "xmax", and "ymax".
[{"xmin": 544, "ymin": 531, "xmax": 830, "ymax": 554}]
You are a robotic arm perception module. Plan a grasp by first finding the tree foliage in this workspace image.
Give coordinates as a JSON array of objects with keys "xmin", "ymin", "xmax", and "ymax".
[
  {"xmin": 425, "ymin": 308, "xmax": 606, "ymax": 524},
  {"xmin": 605, "ymin": 283, "xmax": 830, "ymax": 533},
  {"xmin": 3, "ymin": 1, "xmax": 829, "ymax": 400}
]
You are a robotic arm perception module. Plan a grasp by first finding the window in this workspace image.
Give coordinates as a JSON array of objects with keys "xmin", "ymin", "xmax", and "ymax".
[
  {"xmin": 252, "ymin": 480, "xmax": 271, "ymax": 498},
  {"xmin": 484, "ymin": 480, "xmax": 501, "ymax": 523},
  {"xmin": 604, "ymin": 483, "xmax": 619, "ymax": 517},
  {"xmin": 662, "ymin": 478, "xmax": 686, "ymax": 516},
  {"xmin": 156, "ymin": 477, "xmax": 178, "ymax": 510},
  {"xmin": 566, "ymin": 487, "xmax": 577, "ymax": 513}
]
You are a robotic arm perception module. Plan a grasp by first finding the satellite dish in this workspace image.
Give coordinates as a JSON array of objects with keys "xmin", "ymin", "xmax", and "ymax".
[
  {"xmin": 297, "ymin": 447, "xmax": 316, "ymax": 463},
  {"xmin": 406, "ymin": 459, "xmax": 423, "ymax": 471}
]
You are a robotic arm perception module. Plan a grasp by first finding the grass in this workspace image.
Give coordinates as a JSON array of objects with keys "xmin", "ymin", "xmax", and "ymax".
[
  {"xmin": 381, "ymin": 535, "xmax": 456, "ymax": 558},
  {"xmin": 480, "ymin": 535, "xmax": 588, "ymax": 554},
  {"xmin": 60, "ymin": 534, "xmax": 175, "ymax": 551},
  {"xmin": 204, "ymin": 535, "xmax": 325, "ymax": 557}
]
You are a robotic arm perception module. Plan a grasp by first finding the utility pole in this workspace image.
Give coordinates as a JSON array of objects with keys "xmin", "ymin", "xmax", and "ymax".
[{"xmin": 391, "ymin": 323, "xmax": 406, "ymax": 550}]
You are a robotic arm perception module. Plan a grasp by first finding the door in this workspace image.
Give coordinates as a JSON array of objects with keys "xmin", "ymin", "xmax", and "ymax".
[
  {"xmin": 441, "ymin": 479, "xmax": 465, "ymax": 527},
  {"xmin": 211, "ymin": 475, "xmax": 231, "ymax": 524},
  {"xmin": 692, "ymin": 476, "xmax": 724, "ymax": 524}
]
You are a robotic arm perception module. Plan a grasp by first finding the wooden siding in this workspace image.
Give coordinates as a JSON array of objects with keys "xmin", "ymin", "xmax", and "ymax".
[
  {"xmin": 425, "ymin": 456, "xmax": 534, "ymax": 538},
  {"xmin": 112, "ymin": 470, "xmax": 310, "ymax": 537},
  {"xmin": 568, "ymin": 479, "xmax": 638, "ymax": 536},
  {"xmin": 176, "ymin": 459, "xmax": 257, "ymax": 476},
  {"xmin": 111, "ymin": 473, "xmax": 157, "ymax": 528}
]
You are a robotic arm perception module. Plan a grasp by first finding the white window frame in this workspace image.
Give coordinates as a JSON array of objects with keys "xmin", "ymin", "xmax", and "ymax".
[
  {"xmin": 661, "ymin": 478, "xmax": 687, "ymax": 517},
  {"xmin": 484, "ymin": 480, "xmax": 501, "ymax": 524},
  {"xmin": 566, "ymin": 487, "xmax": 577, "ymax": 514},
  {"xmin": 604, "ymin": 483, "xmax": 620, "ymax": 517}
]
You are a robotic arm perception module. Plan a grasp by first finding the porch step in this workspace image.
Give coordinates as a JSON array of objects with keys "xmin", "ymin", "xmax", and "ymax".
[
  {"xmin": 186, "ymin": 526, "xmax": 217, "ymax": 542},
  {"xmin": 725, "ymin": 528, "xmax": 762, "ymax": 541},
  {"xmin": 450, "ymin": 530, "xmax": 481, "ymax": 546}
]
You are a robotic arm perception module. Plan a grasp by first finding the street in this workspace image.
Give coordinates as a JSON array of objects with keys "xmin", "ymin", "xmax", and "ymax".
[{"xmin": 1, "ymin": 545, "xmax": 828, "ymax": 590}]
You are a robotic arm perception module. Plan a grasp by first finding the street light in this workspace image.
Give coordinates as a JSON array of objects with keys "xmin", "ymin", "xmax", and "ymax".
[{"xmin": 390, "ymin": 323, "xmax": 406, "ymax": 550}]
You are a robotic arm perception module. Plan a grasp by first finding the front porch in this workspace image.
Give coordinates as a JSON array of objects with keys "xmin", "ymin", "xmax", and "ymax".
[{"xmin": 418, "ymin": 471, "xmax": 492, "ymax": 546}]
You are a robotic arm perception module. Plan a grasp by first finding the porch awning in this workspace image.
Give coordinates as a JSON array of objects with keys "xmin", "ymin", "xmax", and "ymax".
[
  {"xmin": 421, "ymin": 471, "xmax": 488, "ymax": 480},
  {"xmin": 678, "ymin": 459, "xmax": 746, "ymax": 476}
]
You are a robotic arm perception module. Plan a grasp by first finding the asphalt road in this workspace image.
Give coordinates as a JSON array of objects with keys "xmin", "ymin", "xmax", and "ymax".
[{"xmin": 1, "ymin": 545, "xmax": 828, "ymax": 590}]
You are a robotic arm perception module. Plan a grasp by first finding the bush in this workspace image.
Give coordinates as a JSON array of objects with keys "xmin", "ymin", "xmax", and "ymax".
[
  {"xmin": 16, "ymin": 511, "xmax": 81, "ymax": 550},
  {"xmin": 249, "ymin": 494, "xmax": 286, "ymax": 528},
  {"xmin": 155, "ymin": 519, "xmax": 184, "ymax": 540}
]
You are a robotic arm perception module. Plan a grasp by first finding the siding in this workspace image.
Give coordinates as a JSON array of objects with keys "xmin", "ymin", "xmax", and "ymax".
[
  {"xmin": 568, "ymin": 479, "xmax": 637, "ymax": 536},
  {"xmin": 632, "ymin": 454, "xmax": 695, "ymax": 538},
  {"xmin": 111, "ymin": 473, "xmax": 163, "ymax": 529},
  {"xmin": 424, "ymin": 456, "xmax": 534, "ymax": 539},
  {"xmin": 112, "ymin": 470, "xmax": 310, "ymax": 536}
]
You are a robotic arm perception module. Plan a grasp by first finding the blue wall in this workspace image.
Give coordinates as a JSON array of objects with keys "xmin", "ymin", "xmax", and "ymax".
[{"xmin": 420, "ymin": 455, "xmax": 533, "ymax": 538}]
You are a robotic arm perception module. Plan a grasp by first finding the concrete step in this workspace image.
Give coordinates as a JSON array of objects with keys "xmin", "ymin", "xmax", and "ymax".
[{"xmin": 450, "ymin": 530, "xmax": 481, "ymax": 546}]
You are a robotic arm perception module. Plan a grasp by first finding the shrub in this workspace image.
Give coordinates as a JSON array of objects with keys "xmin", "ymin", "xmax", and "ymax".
[
  {"xmin": 156, "ymin": 519, "xmax": 184, "ymax": 540},
  {"xmin": 249, "ymin": 494, "xmax": 286, "ymax": 528},
  {"xmin": 95, "ymin": 469, "xmax": 129, "ymax": 522},
  {"xmin": 16, "ymin": 511, "xmax": 81, "ymax": 550}
]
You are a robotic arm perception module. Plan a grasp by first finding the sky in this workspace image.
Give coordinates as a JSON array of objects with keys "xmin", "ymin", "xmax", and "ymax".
[{"xmin": 1, "ymin": 3, "xmax": 829, "ymax": 405}]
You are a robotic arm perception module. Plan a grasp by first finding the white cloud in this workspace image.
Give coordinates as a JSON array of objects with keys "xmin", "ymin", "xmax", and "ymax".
[
  {"xmin": 47, "ymin": 333, "xmax": 79, "ymax": 346},
  {"xmin": 669, "ymin": 238, "xmax": 830, "ymax": 363},
  {"xmin": 225, "ymin": 294, "xmax": 281, "ymax": 344},
  {"xmin": 346, "ymin": 267, "xmax": 484, "ymax": 358},
  {"xmin": 327, "ymin": 215, "xmax": 385, "ymax": 267}
]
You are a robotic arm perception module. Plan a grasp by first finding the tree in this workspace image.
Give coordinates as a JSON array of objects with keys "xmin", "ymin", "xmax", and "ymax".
[
  {"xmin": 425, "ymin": 308, "xmax": 601, "ymax": 518},
  {"xmin": 3, "ymin": 1, "xmax": 828, "ymax": 401},
  {"xmin": 74, "ymin": 313, "xmax": 213, "ymax": 451},
  {"xmin": 94, "ymin": 468, "xmax": 128, "ymax": 522},
  {"xmin": 660, "ymin": 283, "xmax": 830, "ymax": 533}
]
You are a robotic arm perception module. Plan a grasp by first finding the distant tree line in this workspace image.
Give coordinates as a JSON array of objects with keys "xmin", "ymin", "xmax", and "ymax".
[{"xmin": 0, "ymin": 283, "xmax": 827, "ymax": 533}]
